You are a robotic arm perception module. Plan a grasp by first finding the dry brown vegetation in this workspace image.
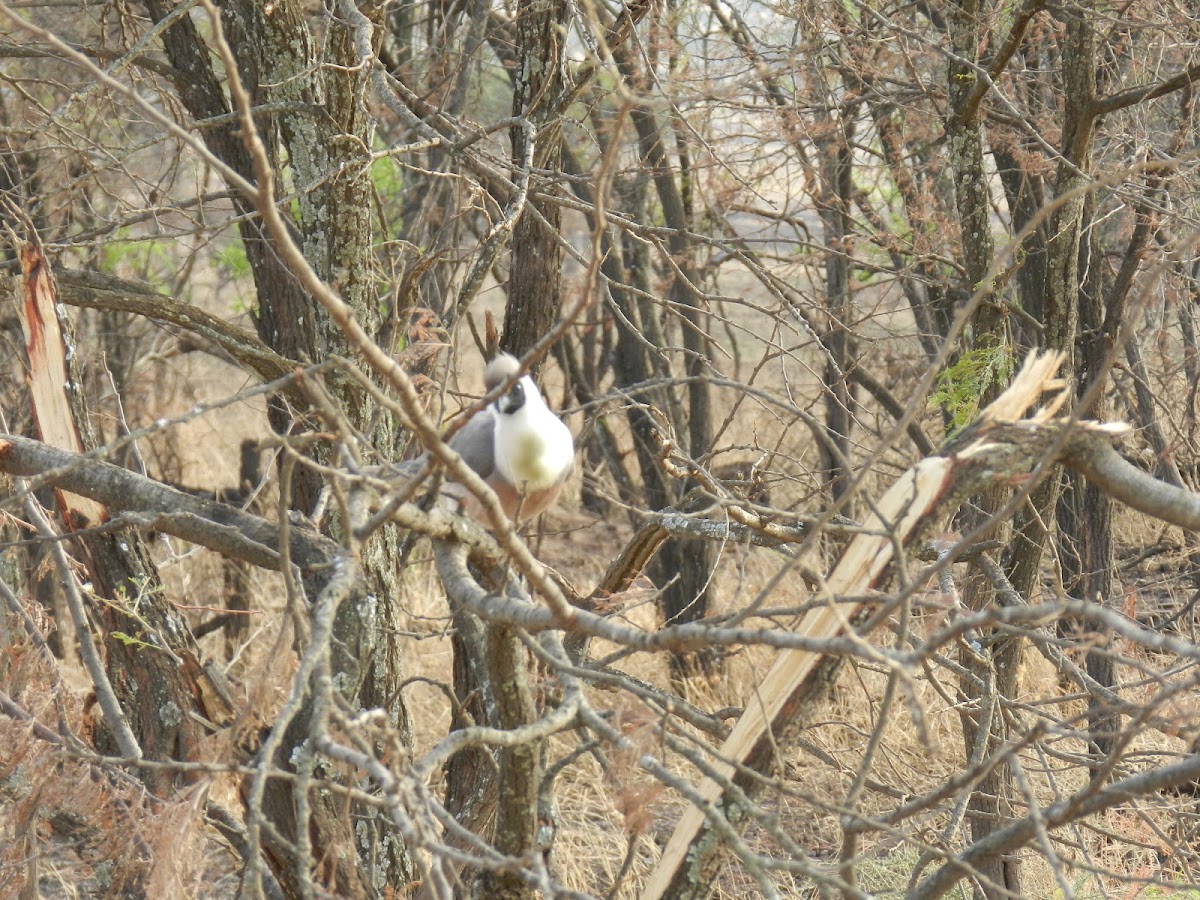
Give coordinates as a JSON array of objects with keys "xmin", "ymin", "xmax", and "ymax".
[{"xmin": 3, "ymin": 1, "xmax": 1200, "ymax": 898}]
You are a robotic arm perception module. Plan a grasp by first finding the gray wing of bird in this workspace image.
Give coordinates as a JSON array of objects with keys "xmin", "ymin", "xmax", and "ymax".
[{"xmin": 448, "ymin": 410, "xmax": 496, "ymax": 480}]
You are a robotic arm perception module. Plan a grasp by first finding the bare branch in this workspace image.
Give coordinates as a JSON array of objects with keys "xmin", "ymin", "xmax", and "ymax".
[{"xmin": 0, "ymin": 433, "xmax": 330, "ymax": 571}]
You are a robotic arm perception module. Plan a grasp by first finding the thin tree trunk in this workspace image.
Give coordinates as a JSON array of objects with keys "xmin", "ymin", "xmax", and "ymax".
[
  {"xmin": 502, "ymin": 0, "xmax": 565, "ymax": 362},
  {"xmin": 944, "ymin": 2, "xmax": 1021, "ymax": 895},
  {"xmin": 15, "ymin": 248, "xmax": 211, "ymax": 797},
  {"xmin": 815, "ymin": 116, "xmax": 856, "ymax": 503}
]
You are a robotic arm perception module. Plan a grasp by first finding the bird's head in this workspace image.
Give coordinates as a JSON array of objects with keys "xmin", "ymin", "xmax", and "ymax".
[
  {"xmin": 484, "ymin": 353, "xmax": 545, "ymax": 418},
  {"xmin": 483, "ymin": 353, "xmax": 520, "ymax": 389}
]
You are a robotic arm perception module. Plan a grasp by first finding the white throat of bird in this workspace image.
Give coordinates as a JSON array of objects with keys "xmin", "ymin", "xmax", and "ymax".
[{"xmin": 492, "ymin": 375, "xmax": 574, "ymax": 492}]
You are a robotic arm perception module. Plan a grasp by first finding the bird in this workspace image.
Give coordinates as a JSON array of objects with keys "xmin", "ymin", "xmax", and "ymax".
[{"xmin": 416, "ymin": 353, "xmax": 575, "ymax": 524}]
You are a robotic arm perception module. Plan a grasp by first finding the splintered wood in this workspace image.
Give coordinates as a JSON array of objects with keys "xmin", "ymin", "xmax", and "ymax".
[
  {"xmin": 640, "ymin": 351, "xmax": 1071, "ymax": 900},
  {"xmin": 15, "ymin": 244, "xmax": 106, "ymax": 530}
]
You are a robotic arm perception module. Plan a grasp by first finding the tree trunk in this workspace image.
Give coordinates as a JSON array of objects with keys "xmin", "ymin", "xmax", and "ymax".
[
  {"xmin": 502, "ymin": 0, "xmax": 565, "ymax": 363},
  {"xmin": 16, "ymin": 248, "xmax": 219, "ymax": 800},
  {"xmin": 143, "ymin": 2, "xmax": 416, "ymax": 891},
  {"xmin": 443, "ymin": 3, "xmax": 569, "ymax": 894},
  {"xmin": 814, "ymin": 96, "xmax": 857, "ymax": 504},
  {"xmin": 944, "ymin": 3, "xmax": 1021, "ymax": 896}
]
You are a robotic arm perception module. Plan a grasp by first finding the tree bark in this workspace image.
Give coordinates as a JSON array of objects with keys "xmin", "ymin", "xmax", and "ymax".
[
  {"xmin": 14, "ymin": 248, "xmax": 215, "ymax": 795},
  {"xmin": 143, "ymin": 2, "xmax": 416, "ymax": 891},
  {"xmin": 502, "ymin": 0, "xmax": 565, "ymax": 364},
  {"xmin": 814, "ymin": 113, "xmax": 856, "ymax": 503},
  {"xmin": 944, "ymin": 3, "xmax": 1023, "ymax": 894}
]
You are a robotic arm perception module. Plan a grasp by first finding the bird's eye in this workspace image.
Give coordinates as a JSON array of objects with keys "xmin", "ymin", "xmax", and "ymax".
[{"xmin": 501, "ymin": 382, "xmax": 526, "ymax": 414}]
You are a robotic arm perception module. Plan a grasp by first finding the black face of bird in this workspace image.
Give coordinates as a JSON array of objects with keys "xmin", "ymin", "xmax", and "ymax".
[{"xmin": 498, "ymin": 381, "xmax": 526, "ymax": 415}]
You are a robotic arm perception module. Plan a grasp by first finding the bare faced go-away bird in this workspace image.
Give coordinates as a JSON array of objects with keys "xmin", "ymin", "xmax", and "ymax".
[{"xmin": 415, "ymin": 353, "xmax": 575, "ymax": 524}]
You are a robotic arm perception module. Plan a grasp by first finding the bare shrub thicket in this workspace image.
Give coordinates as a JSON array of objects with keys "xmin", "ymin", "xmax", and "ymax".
[{"xmin": 2, "ymin": 1, "xmax": 1200, "ymax": 898}]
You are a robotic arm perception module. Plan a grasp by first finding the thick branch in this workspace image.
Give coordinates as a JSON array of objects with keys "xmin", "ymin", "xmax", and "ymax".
[
  {"xmin": 0, "ymin": 433, "xmax": 333, "ymax": 571},
  {"xmin": 911, "ymin": 750, "xmax": 1200, "ymax": 900},
  {"xmin": 957, "ymin": 0, "xmax": 1046, "ymax": 127},
  {"xmin": 1091, "ymin": 61, "xmax": 1200, "ymax": 117},
  {"xmin": 1064, "ymin": 436, "xmax": 1200, "ymax": 530}
]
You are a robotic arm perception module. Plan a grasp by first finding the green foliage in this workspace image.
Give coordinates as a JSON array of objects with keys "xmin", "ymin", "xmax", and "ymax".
[
  {"xmin": 931, "ymin": 343, "xmax": 1014, "ymax": 433},
  {"xmin": 100, "ymin": 229, "xmax": 173, "ymax": 287},
  {"xmin": 371, "ymin": 156, "xmax": 404, "ymax": 199},
  {"xmin": 107, "ymin": 631, "xmax": 157, "ymax": 651},
  {"xmin": 216, "ymin": 238, "xmax": 258, "ymax": 316},
  {"xmin": 370, "ymin": 156, "xmax": 407, "ymax": 241},
  {"xmin": 218, "ymin": 239, "xmax": 251, "ymax": 280},
  {"xmin": 98, "ymin": 577, "xmax": 168, "ymax": 647}
]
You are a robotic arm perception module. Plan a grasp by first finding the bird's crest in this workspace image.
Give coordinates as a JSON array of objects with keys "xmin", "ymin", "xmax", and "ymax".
[{"xmin": 484, "ymin": 353, "xmax": 520, "ymax": 393}]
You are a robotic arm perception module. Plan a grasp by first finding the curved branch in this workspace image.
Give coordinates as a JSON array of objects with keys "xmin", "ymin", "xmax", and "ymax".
[
  {"xmin": 1065, "ymin": 436, "xmax": 1200, "ymax": 531},
  {"xmin": 910, "ymin": 750, "xmax": 1200, "ymax": 900},
  {"xmin": 0, "ymin": 433, "xmax": 332, "ymax": 571},
  {"xmin": 1091, "ymin": 61, "xmax": 1200, "ymax": 117},
  {"xmin": 52, "ymin": 268, "xmax": 300, "ymax": 395}
]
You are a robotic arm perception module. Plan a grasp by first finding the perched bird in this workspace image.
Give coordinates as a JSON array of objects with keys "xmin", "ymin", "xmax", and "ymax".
[{"xmin": 428, "ymin": 353, "xmax": 575, "ymax": 523}]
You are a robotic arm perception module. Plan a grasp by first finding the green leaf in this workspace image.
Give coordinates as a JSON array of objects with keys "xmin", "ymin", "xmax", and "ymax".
[{"xmin": 931, "ymin": 344, "xmax": 1014, "ymax": 433}]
